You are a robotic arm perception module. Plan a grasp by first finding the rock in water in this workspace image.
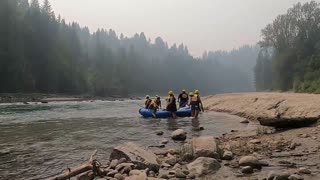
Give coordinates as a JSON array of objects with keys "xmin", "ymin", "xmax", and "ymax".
[
  {"xmin": 289, "ymin": 174, "xmax": 304, "ymax": 180},
  {"xmin": 240, "ymin": 119, "xmax": 249, "ymax": 123},
  {"xmin": 239, "ymin": 156, "xmax": 268, "ymax": 168},
  {"xmin": 187, "ymin": 157, "xmax": 221, "ymax": 177},
  {"xmin": 192, "ymin": 136, "xmax": 219, "ymax": 159},
  {"xmin": 156, "ymin": 131, "xmax": 164, "ymax": 136},
  {"xmin": 298, "ymin": 167, "xmax": 311, "ymax": 174},
  {"xmin": 110, "ymin": 142, "xmax": 160, "ymax": 172},
  {"xmin": 171, "ymin": 129, "xmax": 187, "ymax": 141},
  {"xmin": 222, "ymin": 150, "xmax": 233, "ymax": 160},
  {"xmin": 241, "ymin": 166, "xmax": 253, "ymax": 174}
]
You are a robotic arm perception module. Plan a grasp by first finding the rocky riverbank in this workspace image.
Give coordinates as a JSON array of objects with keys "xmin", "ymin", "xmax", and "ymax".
[{"xmin": 203, "ymin": 92, "xmax": 320, "ymax": 128}]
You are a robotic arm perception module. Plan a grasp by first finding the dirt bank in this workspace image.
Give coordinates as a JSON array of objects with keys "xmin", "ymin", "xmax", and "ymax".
[{"xmin": 203, "ymin": 92, "xmax": 320, "ymax": 128}]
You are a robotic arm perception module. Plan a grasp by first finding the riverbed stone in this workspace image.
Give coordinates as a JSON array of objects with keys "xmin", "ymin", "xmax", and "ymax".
[
  {"xmin": 175, "ymin": 168, "xmax": 187, "ymax": 178},
  {"xmin": 267, "ymin": 171, "xmax": 290, "ymax": 180},
  {"xmin": 249, "ymin": 139, "xmax": 261, "ymax": 144},
  {"xmin": 107, "ymin": 170, "xmax": 118, "ymax": 177},
  {"xmin": 239, "ymin": 156, "xmax": 268, "ymax": 168},
  {"xmin": 129, "ymin": 170, "xmax": 141, "ymax": 176},
  {"xmin": 110, "ymin": 142, "xmax": 160, "ymax": 172},
  {"xmin": 160, "ymin": 139, "xmax": 169, "ymax": 144},
  {"xmin": 298, "ymin": 167, "xmax": 311, "ymax": 174},
  {"xmin": 110, "ymin": 159, "xmax": 119, "ymax": 169},
  {"xmin": 114, "ymin": 173, "xmax": 124, "ymax": 180},
  {"xmin": 240, "ymin": 119, "xmax": 249, "ymax": 123},
  {"xmin": 192, "ymin": 136, "xmax": 219, "ymax": 159},
  {"xmin": 171, "ymin": 129, "xmax": 187, "ymax": 141},
  {"xmin": 241, "ymin": 166, "xmax": 253, "ymax": 174},
  {"xmin": 164, "ymin": 154, "xmax": 177, "ymax": 166},
  {"xmin": 222, "ymin": 150, "xmax": 233, "ymax": 160},
  {"xmin": 156, "ymin": 131, "xmax": 164, "ymax": 136},
  {"xmin": 289, "ymin": 174, "xmax": 304, "ymax": 180},
  {"xmin": 187, "ymin": 157, "xmax": 221, "ymax": 177},
  {"xmin": 115, "ymin": 163, "xmax": 134, "ymax": 171}
]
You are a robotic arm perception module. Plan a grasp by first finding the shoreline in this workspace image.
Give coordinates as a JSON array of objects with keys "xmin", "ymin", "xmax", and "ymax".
[{"xmin": 0, "ymin": 93, "xmax": 141, "ymax": 104}]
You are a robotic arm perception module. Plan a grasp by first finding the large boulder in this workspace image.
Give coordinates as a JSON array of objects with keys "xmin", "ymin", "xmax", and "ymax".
[
  {"xmin": 187, "ymin": 157, "xmax": 221, "ymax": 177},
  {"xmin": 192, "ymin": 136, "xmax": 219, "ymax": 159},
  {"xmin": 110, "ymin": 142, "xmax": 160, "ymax": 172},
  {"xmin": 171, "ymin": 129, "xmax": 187, "ymax": 141}
]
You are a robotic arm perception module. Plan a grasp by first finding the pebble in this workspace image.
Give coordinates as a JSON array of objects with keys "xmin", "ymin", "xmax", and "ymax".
[
  {"xmin": 114, "ymin": 173, "xmax": 124, "ymax": 180},
  {"xmin": 159, "ymin": 173, "xmax": 169, "ymax": 179},
  {"xmin": 156, "ymin": 131, "xmax": 164, "ymax": 136},
  {"xmin": 249, "ymin": 139, "xmax": 261, "ymax": 144},
  {"xmin": 267, "ymin": 171, "xmax": 290, "ymax": 180},
  {"xmin": 240, "ymin": 119, "xmax": 249, "ymax": 123},
  {"xmin": 187, "ymin": 172, "xmax": 196, "ymax": 179},
  {"xmin": 290, "ymin": 142, "xmax": 296, "ymax": 149},
  {"xmin": 110, "ymin": 159, "xmax": 119, "ymax": 169},
  {"xmin": 161, "ymin": 163, "xmax": 171, "ymax": 168},
  {"xmin": 175, "ymin": 168, "xmax": 187, "ymax": 178},
  {"xmin": 160, "ymin": 139, "xmax": 169, "ymax": 144},
  {"xmin": 222, "ymin": 150, "xmax": 233, "ymax": 160},
  {"xmin": 298, "ymin": 167, "xmax": 311, "ymax": 174},
  {"xmin": 241, "ymin": 166, "xmax": 253, "ymax": 174},
  {"xmin": 107, "ymin": 170, "xmax": 118, "ymax": 177},
  {"xmin": 289, "ymin": 174, "xmax": 304, "ymax": 180},
  {"xmin": 148, "ymin": 170, "xmax": 155, "ymax": 177},
  {"xmin": 300, "ymin": 134, "xmax": 309, "ymax": 138},
  {"xmin": 172, "ymin": 163, "xmax": 181, "ymax": 170},
  {"xmin": 199, "ymin": 126, "xmax": 205, "ymax": 130},
  {"xmin": 129, "ymin": 170, "xmax": 141, "ymax": 176}
]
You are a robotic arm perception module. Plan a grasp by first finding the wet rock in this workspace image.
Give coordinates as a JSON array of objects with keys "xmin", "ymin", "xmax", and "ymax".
[
  {"xmin": 289, "ymin": 174, "xmax": 304, "ymax": 180},
  {"xmin": 110, "ymin": 142, "xmax": 160, "ymax": 172},
  {"xmin": 278, "ymin": 160, "xmax": 296, "ymax": 168},
  {"xmin": 121, "ymin": 166, "xmax": 132, "ymax": 175},
  {"xmin": 118, "ymin": 158, "xmax": 127, "ymax": 164},
  {"xmin": 114, "ymin": 173, "xmax": 124, "ymax": 180},
  {"xmin": 199, "ymin": 126, "xmax": 205, "ymax": 130},
  {"xmin": 222, "ymin": 150, "xmax": 233, "ymax": 160},
  {"xmin": 129, "ymin": 170, "xmax": 141, "ymax": 176},
  {"xmin": 249, "ymin": 139, "xmax": 261, "ymax": 144},
  {"xmin": 192, "ymin": 136, "xmax": 219, "ymax": 159},
  {"xmin": 241, "ymin": 166, "xmax": 253, "ymax": 174},
  {"xmin": 267, "ymin": 171, "xmax": 290, "ymax": 180},
  {"xmin": 171, "ymin": 129, "xmax": 187, "ymax": 141},
  {"xmin": 239, "ymin": 156, "xmax": 268, "ymax": 168},
  {"xmin": 156, "ymin": 131, "xmax": 164, "ymax": 136},
  {"xmin": 175, "ymin": 168, "xmax": 187, "ymax": 178},
  {"xmin": 160, "ymin": 139, "xmax": 169, "ymax": 144},
  {"xmin": 110, "ymin": 159, "xmax": 119, "ymax": 169},
  {"xmin": 187, "ymin": 157, "xmax": 221, "ymax": 177},
  {"xmin": 298, "ymin": 167, "xmax": 311, "ymax": 174},
  {"xmin": 240, "ymin": 119, "xmax": 249, "ymax": 123},
  {"xmin": 289, "ymin": 142, "xmax": 297, "ymax": 150}
]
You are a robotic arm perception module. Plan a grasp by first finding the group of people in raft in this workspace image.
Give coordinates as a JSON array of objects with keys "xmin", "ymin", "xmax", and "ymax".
[{"xmin": 144, "ymin": 89, "xmax": 204, "ymax": 118}]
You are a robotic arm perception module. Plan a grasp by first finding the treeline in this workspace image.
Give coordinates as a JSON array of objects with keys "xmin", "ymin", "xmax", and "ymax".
[
  {"xmin": 255, "ymin": 1, "xmax": 320, "ymax": 93},
  {"xmin": 1, "ymin": 0, "xmax": 258, "ymax": 96}
]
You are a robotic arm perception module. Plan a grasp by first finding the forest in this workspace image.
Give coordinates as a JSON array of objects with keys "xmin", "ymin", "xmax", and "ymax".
[
  {"xmin": 0, "ymin": 0, "xmax": 258, "ymax": 96},
  {"xmin": 255, "ymin": 1, "xmax": 320, "ymax": 93}
]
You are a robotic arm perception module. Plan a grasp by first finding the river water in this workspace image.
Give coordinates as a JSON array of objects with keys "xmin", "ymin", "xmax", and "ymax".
[{"xmin": 0, "ymin": 100, "xmax": 253, "ymax": 180}]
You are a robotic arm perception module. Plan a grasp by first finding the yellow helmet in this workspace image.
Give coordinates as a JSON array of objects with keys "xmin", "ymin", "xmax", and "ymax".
[
  {"xmin": 189, "ymin": 92, "xmax": 194, "ymax": 96},
  {"xmin": 182, "ymin": 89, "xmax": 186, "ymax": 92},
  {"xmin": 168, "ymin": 91, "xmax": 174, "ymax": 95},
  {"xmin": 194, "ymin": 90, "xmax": 199, "ymax": 94}
]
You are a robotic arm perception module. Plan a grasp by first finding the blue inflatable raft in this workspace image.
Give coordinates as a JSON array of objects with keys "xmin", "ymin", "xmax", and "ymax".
[{"xmin": 139, "ymin": 107, "xmax": 191, "ymax": 118}]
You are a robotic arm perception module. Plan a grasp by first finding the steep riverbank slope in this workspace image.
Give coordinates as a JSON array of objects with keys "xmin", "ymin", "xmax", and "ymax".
[{"xmin": 203, "ymin": 92, "xmax": 320, "ymax": 127}]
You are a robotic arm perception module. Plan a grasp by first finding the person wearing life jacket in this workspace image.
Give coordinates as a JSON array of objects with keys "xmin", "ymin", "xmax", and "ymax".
[
  {"xmin": 154, "ymin": 95, "xmax": 162, "ymax": 109},
  {"xmin": 144, "ymin": 95, "xmax": 152, "ymax": 109},
  {"xmin": 178, "ymin": 89, "xmax": 189, "ymax": 108},
  {"xmin": 190, "ymin": 90, "xmax": 204, "ymax": 118},
  {"xmin": 166, "ymin": 91, "xmax": 177, "ymax": 119}
]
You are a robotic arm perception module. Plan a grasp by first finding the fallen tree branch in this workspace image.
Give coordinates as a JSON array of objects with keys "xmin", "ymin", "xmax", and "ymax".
[{"xmin": 48, "ymin": 149, "xmax": 98, "ymax": 180}]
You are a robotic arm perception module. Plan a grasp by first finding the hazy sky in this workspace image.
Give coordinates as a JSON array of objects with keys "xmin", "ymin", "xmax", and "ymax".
[{"xmin": 49, "ymin": 0, "xmax": 312, "ymax": 56}]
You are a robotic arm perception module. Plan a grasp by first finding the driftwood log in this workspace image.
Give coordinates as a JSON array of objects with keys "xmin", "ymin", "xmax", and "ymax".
[{"xmin": 49, "ymin": 150, "xmax": 103, "ymax": 180}]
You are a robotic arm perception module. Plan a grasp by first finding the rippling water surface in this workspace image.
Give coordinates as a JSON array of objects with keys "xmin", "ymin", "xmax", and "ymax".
[{"xmin": 0, "ymin": 100, "xmax": 253, "ymax": 179}]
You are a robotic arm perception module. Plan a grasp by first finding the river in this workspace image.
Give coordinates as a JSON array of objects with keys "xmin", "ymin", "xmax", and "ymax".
[{"xmin": 0, "ymin": 100, "xmax": 253, "ymax": 179}]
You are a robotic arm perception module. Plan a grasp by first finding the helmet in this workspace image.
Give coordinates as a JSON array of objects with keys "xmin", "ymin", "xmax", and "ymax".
[
  {"xmin": 168, "ymin": 91, "xmax": 174, "ymax": 95},
  {"xmin": 194, "ymin": 90, "xmax": 199, "ymax": 94},
  {"xmin": 189, "ymin": 92, "xmax": 194, "ymax": 96},
  {"xmin": 182, "ymin": 89, "xmax": 186, "ymax": 92},
  {"xmin": 146, "ymin": 95, "xmax": 150, "ymax": 99}
]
